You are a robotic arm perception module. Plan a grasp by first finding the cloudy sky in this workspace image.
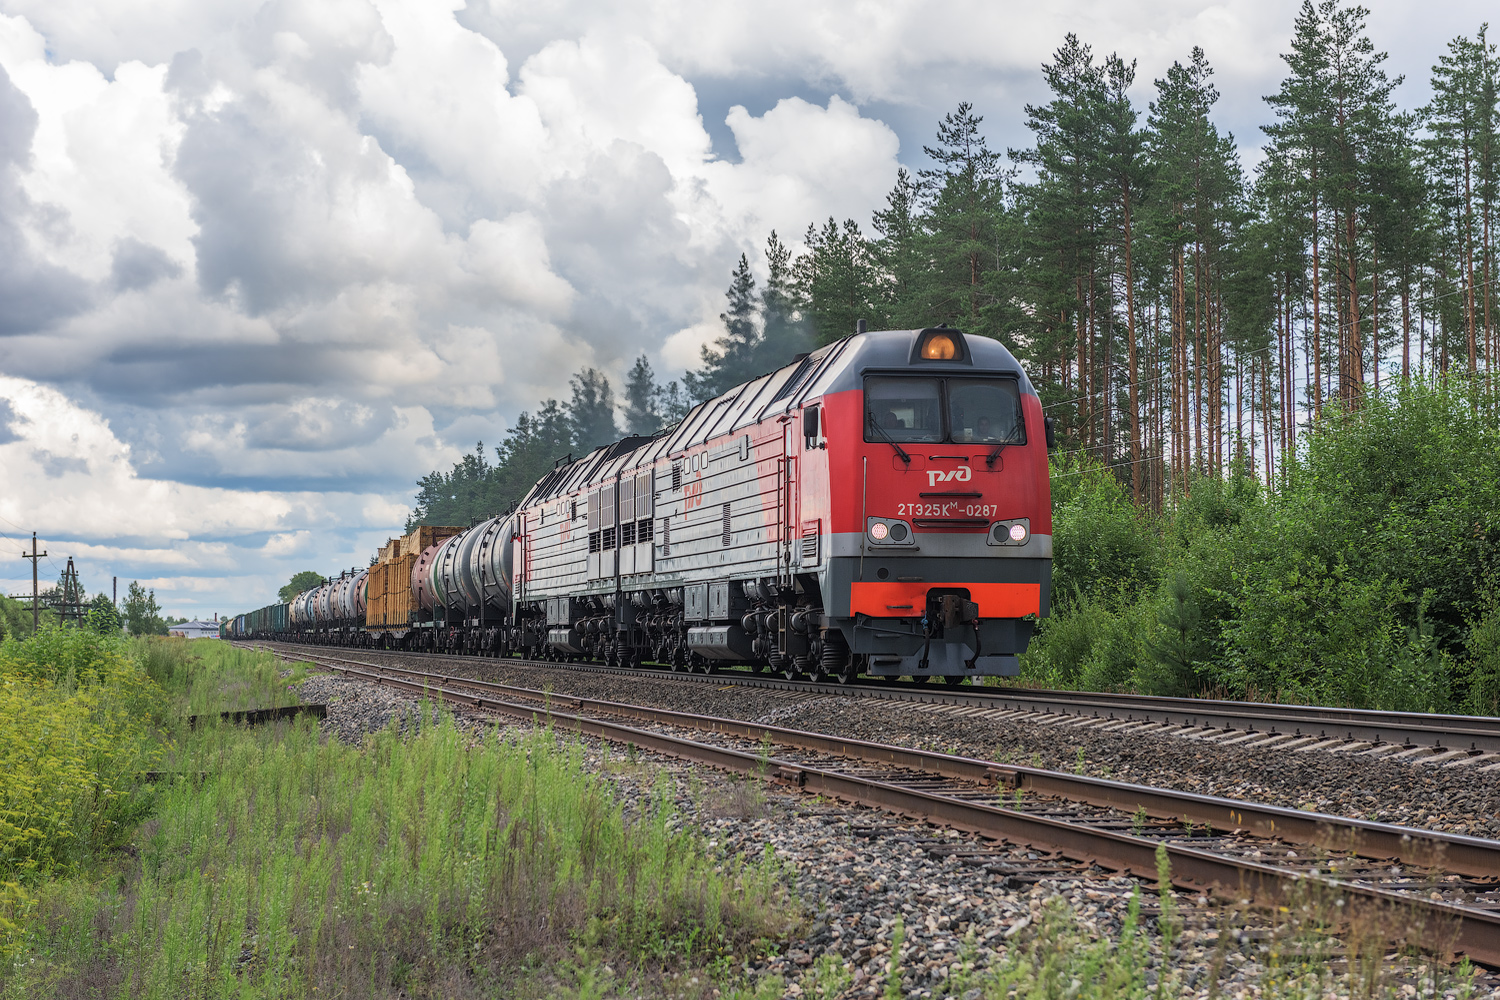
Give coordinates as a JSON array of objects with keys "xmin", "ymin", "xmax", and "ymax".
[{"xmin": 0, "ymin": 0, "xmax": 1489, "ymax": 619}]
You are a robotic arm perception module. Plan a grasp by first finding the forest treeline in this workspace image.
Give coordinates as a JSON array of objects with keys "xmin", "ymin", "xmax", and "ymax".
[
  {"xmin": 415, "ymin": 0, "xmax": 1498, "ymax": 524},
  {"xmin": 407, "ymin": 0, "xmax": 1500, "ymax": 711}
]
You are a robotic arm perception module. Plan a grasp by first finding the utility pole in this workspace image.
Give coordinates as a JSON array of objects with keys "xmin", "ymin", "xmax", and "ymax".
[
  {"xmin": 113, "ymin": 576, "xmax": 117, "ymax": 608},
  {"xmin": 59, "ymin": 557, "xmax": 82, "ymax": 626},
  {"xmin": 21, "ymin": 532, "xmax": 46, "ymax": 634}
]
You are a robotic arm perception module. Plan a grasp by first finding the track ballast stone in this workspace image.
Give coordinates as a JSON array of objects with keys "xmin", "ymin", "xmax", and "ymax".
[
  {"xmin": 281, "ymin": 647, "xmax": 1500, "ymax": 840},
  {"xmin": 284, "ymin": 657, "xmax": 1500, "ymax": 999}
]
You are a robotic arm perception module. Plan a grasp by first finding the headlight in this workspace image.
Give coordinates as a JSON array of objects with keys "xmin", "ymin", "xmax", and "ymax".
[
  {"xmin": 988, "ymin": 518, "xmax": 1031, "ymax": 546},
  {"xmin": 867, "ymin": 518, "xmax": 913, "ymax": 545}
]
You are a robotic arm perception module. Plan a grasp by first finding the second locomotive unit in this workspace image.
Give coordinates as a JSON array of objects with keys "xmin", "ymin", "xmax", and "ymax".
[{"xmin": 230, "ymin": 325, "xmax": 1054, "ymax": 683}]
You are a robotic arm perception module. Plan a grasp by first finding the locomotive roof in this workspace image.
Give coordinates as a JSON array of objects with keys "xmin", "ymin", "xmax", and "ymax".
[{"xmin": 519, "ymin": 328, "xmax": 1033, "ymax": 508}]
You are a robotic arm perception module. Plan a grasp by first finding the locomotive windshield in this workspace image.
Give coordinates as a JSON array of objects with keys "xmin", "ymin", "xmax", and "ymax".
[
  {"xmin": 864, "ymin": 377, "xmax": 943, "ymax": 442},
  {"xmin": 864, "ymin": 376, "xmax": 1025, "ymax": 445},
  {"xmin": 949, "ymin": 379, "xmax": 1025, "ymax": 444}
]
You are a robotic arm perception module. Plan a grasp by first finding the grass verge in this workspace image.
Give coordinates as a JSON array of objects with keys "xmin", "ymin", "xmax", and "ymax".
[{"xmin": 2, "ymin": 639, "xmax": 798, "ymax": 998}]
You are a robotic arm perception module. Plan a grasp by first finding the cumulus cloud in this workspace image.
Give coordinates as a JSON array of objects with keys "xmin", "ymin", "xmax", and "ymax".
[
  {"xmin": 1, "ymin": 0, "xmax": 907, "ymax": 441},
  {"xmin": 0, "ymin": 374, "xmax": 409, "ymax": 613}
]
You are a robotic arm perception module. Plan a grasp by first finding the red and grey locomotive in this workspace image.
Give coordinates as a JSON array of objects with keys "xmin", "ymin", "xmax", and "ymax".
[{"xmin": 231, "ymin": 325, "xmax": 1054, "ymax": 683}]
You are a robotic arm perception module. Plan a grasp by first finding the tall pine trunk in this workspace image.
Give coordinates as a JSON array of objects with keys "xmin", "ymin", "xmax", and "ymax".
[{"xmin": 1123, "ymin": 187, "xmax": 1141, "ymax": 502}]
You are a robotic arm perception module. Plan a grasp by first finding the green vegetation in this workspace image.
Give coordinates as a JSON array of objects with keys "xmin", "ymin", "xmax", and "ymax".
[
  {"xmin": 1, "ymin": 637, "xmax": 797, "ymax": 997},
  {"xmin": 1024, "ymin": 377, "xmax": 1500, "ymax": 713},
  {"xmin": 121, "ymin": 581, "xmax": 168, "ymax": 637},
  {"xmin": 277, "ymin": 570, "xmax": 325, "ymax": 603},
  {"xmin": 0, "ymin": 629, "xmax": 165, "ymax": 882}
]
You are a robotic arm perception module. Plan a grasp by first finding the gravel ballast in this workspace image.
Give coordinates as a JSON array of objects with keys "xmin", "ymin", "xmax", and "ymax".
[
  {"xmin": 284, "ymin": 656, "xmax": 1500, "ymax": 999},
  {"xmin": 279, "ymin": 647, "xmax": 1500, "ymax": 841}
]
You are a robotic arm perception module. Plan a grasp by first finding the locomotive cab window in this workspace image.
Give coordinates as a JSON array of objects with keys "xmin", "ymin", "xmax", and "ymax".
[
  {"xmin": 864, "ymin": 376, "xmax": 1025, "ymax": 445},
  {"xmin": 864, "ymin": 377, "xmax": 942, "ymax": 443},
  {"xmin": 949, "ymin": 379, "xmax": 1025, "ymax": 445}
]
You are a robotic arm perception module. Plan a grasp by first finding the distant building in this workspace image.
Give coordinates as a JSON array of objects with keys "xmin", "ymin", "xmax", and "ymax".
[{"xmin": 170, "ymin": 620, "xmax": 222, "ymax": 639}]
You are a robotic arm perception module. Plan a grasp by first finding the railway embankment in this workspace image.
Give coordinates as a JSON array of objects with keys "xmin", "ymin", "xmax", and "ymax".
[
  {"xmin": 274, "ymin": 644, "xmax": 1500, "ymax": 842},
  {"xmin": 275, "ymin": 645, "xmax": 1500, "ymax": 996}
]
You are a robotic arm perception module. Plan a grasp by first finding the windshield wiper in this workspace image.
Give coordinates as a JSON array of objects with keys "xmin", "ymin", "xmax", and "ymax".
[
  {"xmin": 985, "ymin": 433, "xmax": 1029, "ymax": 468},
  {"xmin": 865, "ymin": 411, "xmax": 911, "ymax": 465}
]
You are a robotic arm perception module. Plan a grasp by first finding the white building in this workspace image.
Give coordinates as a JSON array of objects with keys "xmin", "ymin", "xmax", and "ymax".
[{"xmin": 170, "ymin": 620, "xmax": 222, "ymax": 639}]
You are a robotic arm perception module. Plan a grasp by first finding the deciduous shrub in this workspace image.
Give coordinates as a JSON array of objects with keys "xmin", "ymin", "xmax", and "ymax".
[
  {"xmin": 0, "ymin": 629, "xmax": 164, "ymax": 879},
  {"xmin": 1023, "ymin": 377, "xmax": 1500, "ymax": 712}
]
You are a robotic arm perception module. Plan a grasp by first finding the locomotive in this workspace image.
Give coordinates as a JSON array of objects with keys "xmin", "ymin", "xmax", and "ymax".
[{"xmin": 229, "ymin": 326, "xmax": 1054, "ymax": 682}]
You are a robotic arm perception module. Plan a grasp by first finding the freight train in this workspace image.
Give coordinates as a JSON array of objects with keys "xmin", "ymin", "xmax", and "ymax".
[{"xmin": 227, "ymin": 326, "xmax": 1054, "ymax": 682}]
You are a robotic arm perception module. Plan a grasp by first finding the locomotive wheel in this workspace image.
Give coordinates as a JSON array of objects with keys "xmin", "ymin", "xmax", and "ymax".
[
  {"xmin": 944, "ymin": 675, "xmax": 967, "ymax": 686},
  {"xmin": 833, "ymin": 659, "xmax": 859, "ymax": 685}
]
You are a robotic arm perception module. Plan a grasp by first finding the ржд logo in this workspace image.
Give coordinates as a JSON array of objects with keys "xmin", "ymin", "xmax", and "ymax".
[{"xmin": 925, "ymin": 466, "xmax": 972, "ymax": 486}]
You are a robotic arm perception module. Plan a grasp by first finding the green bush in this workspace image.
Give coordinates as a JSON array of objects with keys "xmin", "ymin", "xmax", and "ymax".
[
  {"xmin": 1029, "ymin": 376, "xmax": 1500, "ymax": 711},
  {"xmin": 0, "ymin": 629, "xmax": 165, "ymax": 880}
]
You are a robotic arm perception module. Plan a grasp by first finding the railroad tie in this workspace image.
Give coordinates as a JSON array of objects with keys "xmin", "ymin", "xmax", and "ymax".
[
  {"xmin": 1293, "ymin": 738, "xmax": 1350, "ymax": 753},
  {"xmin": 1445, "ymin": 752, "xmax": 1500, "ymax": 768},
  {"xmin": 1420, "ymin": 749, "xmax": 1477, "ymax": 765}
]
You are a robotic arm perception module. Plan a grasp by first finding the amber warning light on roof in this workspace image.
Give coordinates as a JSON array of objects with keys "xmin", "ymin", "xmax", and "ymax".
[{"xmin": 919, "ymin": 330, "xmax": 958, "ymax": 360}]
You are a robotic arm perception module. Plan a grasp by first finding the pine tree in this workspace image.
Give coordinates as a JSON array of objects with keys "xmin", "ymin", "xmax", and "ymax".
[
  {"xmin": 870, "ymin": 168, "xmax": 931, "ymax": 329},
  {"xmin": 1149, "ymin": 47, "xmax": 1243, "ymax": 483},
  {"xmin": 622, "ymin": 354, "xmax": 663, "ymax": 436},
  {"xmin": 1016, "ymin": 37, "xmax": 1106, "ymax": 444},
  {"xmin": 797, "ymin": 217, "xmax": 877, "ymax": 342},
  {"xmin": 686, "ymin": 254, "xmax": 761, "ymax": 399},
  {"xmin": 760, "ymin": 230, "xmax": 812, "ymax": 361},
  {"xmin": 568, "ymin": 368, "xmax": 618, "ymax": 452},
  {"xmin": 921, "ymin": 102, "xmax": 1007, "ymax": 332},
  {"xmin": 1423, "ymin": 28, "xmax": 1498, "ymax": 373},
  {"xmin": 655, "ymin": 380, "xmax": 693, "ymax": 425},
  {"xmin": 1267, "ymin": 0, "xmax": 1405, "ymax": 406},
  {"xmin": 1098, "ymin": 53, "xmax": 1151, "ymax": 499}
]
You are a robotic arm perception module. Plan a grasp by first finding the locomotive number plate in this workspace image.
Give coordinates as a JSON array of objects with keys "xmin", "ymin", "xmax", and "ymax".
[{"xmin": 896, "ymin": 502, "xmax": 998, "ymax": 518}]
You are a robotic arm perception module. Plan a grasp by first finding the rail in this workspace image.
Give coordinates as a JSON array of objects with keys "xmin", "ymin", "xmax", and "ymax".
[{"xmin": 256, "ymin": 644, "xmax": 1500, "ymax": 967}]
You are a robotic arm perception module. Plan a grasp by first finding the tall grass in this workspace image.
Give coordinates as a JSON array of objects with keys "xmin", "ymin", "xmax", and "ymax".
[{"xmin": 4, "ymin": 663, "xmax": 793, "ymax": 997}]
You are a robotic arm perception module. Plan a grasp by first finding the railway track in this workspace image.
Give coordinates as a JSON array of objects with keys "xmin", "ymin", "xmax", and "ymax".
[
  {"xmin": 254, "ymin": 643, "xmax": 1500, "ymax": 967},
  {"xmin": 257, "ymin": 640, "xmax": 1500, "ymax": 760}
]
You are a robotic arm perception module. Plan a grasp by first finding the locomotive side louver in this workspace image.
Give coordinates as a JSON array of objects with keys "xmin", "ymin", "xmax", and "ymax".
[
  {"xmin": 801, "ymin": 519, "xmax": 820, "ymax": 563},
  {"xmin": 721, "ymin": 504, "xmax": 732, "ymax": 546}
]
